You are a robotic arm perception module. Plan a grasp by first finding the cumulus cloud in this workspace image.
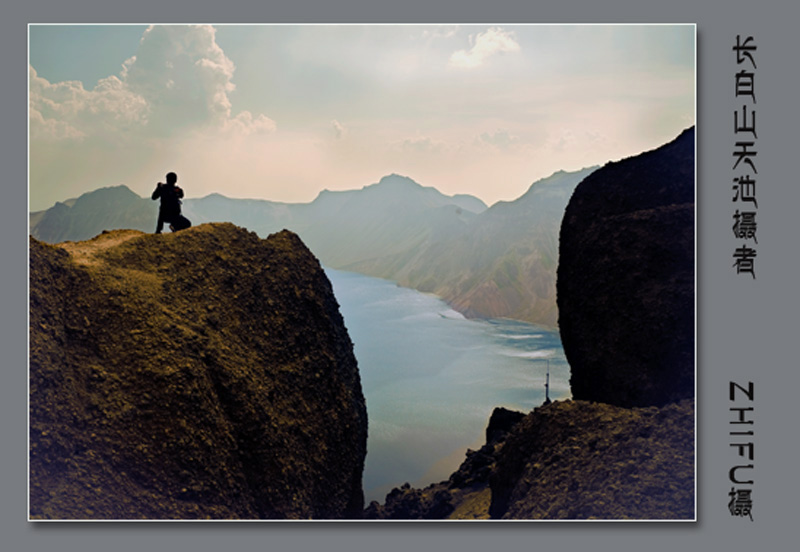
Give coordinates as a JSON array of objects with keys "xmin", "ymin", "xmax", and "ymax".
[
  {"xmin": 30, "ymin": 25, "xmax": 274, "ymax": 143},
  {"xmin": 29, "ymin": 66, "xmax": 148, "ymax": 141},
  {"xmin": 449, "ymin": 27, "xmax": 520, "ymax": 69}
]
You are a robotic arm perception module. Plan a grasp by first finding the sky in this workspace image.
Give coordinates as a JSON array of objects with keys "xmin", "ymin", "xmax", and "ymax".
[{"xmin": 28, "ymin": 24, "xmax": 695, "ymax": 212}]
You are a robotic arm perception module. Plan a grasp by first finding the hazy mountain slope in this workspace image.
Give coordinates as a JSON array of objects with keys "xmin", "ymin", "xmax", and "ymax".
[
  {"xmin": 30, "ymin": 224, "xmax": 368, "ymax": 519},
  {"xmin": 30, "ymin": 185, "xmax": 156, "ymax": 243},
  {"xmin": 348, "ymin": 167, "xmax": 598, "ymax": 327},
  {"xmin": 30, "ymin": 174, "xmax": 487, "ymax": 266},
  {"xmin": 29, "ymin": 170, "xmax": 593, "ymax": 327}
]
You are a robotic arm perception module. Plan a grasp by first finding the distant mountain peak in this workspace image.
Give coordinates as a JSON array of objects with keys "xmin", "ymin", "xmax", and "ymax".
[
  {"xmin": 79, "ymin": 184, "xmax": 140, "ymax": 200},
  {"xmin": 373, "ymin": 173, "xmax": 422, "ymax": 189}
]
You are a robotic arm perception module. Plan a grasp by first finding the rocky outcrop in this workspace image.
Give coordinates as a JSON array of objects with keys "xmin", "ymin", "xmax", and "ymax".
[
  {"xmin": 488, "ymin": 400, "xmax": 694, "ymax": 519},
  {"xmin": 557, "ymin": 127, "xmax": 695, "ymax": 407},
  {"xmin": 29, "ymin": 223, "xmax": 367, "ymax": 519},
  {"xmin": 363, "ymin": 406, "xmax": 523, "ymax": 520},
  {"xmin": 364, "ymin": 399, "xmax": 693, "ymax": 520}
]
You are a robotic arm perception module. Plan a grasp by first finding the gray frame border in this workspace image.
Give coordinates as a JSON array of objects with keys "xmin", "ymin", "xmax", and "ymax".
[{"xmin": 8, "ymin": 1, "xmax": 799, "ymax": 550}]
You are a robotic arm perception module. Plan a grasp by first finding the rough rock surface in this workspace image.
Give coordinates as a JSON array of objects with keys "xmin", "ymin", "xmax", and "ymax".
[
  {"xmin": 362, "ymin": 406, "xmax": 525, "ymax": 520},
  {"xmin": 29, "ymin": 223, "xmax": 367, "ymax": 519},
  {"xmin": 557, "ymin": 127, "xmax": 695, "ymax": 407},
  {"xmin": 489, "ymin": 400, "xmax": 694, "ymax": 520},
  {"xmin": 364, "ymin": 400, "xmax": 693, "ymax": 520}
]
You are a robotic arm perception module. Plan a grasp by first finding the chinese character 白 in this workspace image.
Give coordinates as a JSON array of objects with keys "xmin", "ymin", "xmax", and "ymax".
[{"xmin": 735, "ymin": 70, "xmax": 757, "ymax": 103}]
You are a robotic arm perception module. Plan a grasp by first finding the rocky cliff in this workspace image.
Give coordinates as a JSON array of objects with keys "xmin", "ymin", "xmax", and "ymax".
[
  {"xmin": 364, "ymin": 398, "xmax": 694, "ymax": 520},
  {"xmin": 557, "ymin": 127, "xmax": 695, "ymax": 407},
  {"xmin": 364, "ymin": 130, "xmax": 695, "ymax": 520},
  {"xmin": 488, "ymin": 399, "xmax": 694, "ymax": 519},
  {"xmin": 29, "ymin": 223, "xmax": 368, "ymax": 519}
]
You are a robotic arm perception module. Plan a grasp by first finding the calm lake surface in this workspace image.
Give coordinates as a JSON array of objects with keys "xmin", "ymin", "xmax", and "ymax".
[{"xmin": 325, "ymin": 268, "xmax": 571, "ymax": 504}]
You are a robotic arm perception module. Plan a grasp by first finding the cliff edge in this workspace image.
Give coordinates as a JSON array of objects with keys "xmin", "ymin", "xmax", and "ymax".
[
  {"xmin": 29, "ymin": 223, "xmax": 368, "ymax": 519},
  {"xmin": 557, "ymin": 127, "xmax": 695, "ymax": 408}
]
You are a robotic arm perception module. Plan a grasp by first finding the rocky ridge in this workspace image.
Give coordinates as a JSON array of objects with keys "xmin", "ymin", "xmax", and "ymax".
[{"xmin": 29, "ymin": 223, "xmax": 367, "ymax": 519}]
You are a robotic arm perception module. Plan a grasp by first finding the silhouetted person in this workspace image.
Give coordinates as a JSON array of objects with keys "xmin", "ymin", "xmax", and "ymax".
[{"xmin": 152, "ymin": 172, "xmax": 191, "ymax": 233}]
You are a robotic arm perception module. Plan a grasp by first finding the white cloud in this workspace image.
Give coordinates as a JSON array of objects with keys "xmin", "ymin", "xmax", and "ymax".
[
  {"xmin": 449, "ymin": 27, "xmax": 520, "ymax": 69},
  {"xmin": 29, "ymin": 66, "xmax": 148, "ymax": 141},
  {"xmin": 30, "ymin": 25, "xmax": 274, "ymax": 143}
]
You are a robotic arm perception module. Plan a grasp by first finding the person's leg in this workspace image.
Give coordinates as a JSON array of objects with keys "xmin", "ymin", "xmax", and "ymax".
[
  {"xmin": 155, "ymin": 212, "xmax": 165, "ymax": 234},
  {"xmin": 174, "ymin": 215, "xmax": 191, "ymax": 231}
]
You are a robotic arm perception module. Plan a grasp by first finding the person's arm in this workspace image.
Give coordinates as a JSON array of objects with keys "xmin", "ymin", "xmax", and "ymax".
[
  {"xmin": 152, "ymin": 183, "xmax": 162, "ymax": 200},
  {"xmin": 175, "ymin": 186, "xmax": 184, "ymax": 199}
]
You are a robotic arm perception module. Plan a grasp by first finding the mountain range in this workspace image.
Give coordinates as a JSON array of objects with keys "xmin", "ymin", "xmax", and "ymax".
[{"xmin": 30, "ymin": 170, "xmax": 597, "ymax": 327}]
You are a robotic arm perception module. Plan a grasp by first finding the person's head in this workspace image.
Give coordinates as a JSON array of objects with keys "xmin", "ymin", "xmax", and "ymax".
[{"xmin": 166, "ymin": 172, "xmax": 178, "ymax": 185}]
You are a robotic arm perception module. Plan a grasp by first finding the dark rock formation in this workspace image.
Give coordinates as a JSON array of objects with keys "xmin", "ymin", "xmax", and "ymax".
[
  {"xmin": 557, "ymin": 127, "xmax": 695, "ymax": 407},
  {"xmin": 362, "ymin": 399, "xmax": 693, "ymax": 520},
  {"xmin": 485, "ymin": 406, "xmax": 526, "ymax": 444},
  {"xmin": 363, "ymin": 482, "xmax": 456, "ymax": 520},
  {"xmin": 489, "ymin": 399, "xmax": 694, "ymax": 520},
  {"xmin": 29, "ymin": 223, "xmax": 367, "ymax": 519},
  {"xmin": 363, "ymin": 406, "xmax": 527, "ymax": 520}
]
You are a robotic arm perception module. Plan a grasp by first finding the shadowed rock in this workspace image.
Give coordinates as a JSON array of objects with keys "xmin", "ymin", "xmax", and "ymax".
[{"xmin": 557, "ymin": 127, "xmax": 695, "ymax": 408}]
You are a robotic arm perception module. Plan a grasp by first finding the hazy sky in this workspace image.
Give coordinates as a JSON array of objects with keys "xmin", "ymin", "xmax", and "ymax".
[{"xmin": 29, "ymin": 24, "xmax": 694, "ymax": 211}]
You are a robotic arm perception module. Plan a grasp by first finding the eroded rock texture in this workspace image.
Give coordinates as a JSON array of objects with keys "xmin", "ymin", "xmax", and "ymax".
[
  {"xmin": 557, "ymin": 127, "xmax": 695, "ymax": 408},
  {"xmin": 30, "ymin": 223, "xmax": 367, "ymax": 519}
]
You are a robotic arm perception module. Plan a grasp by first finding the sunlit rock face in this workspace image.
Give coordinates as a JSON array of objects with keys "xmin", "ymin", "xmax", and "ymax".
[{"xmin": 29, "ymin": 223, "xmax": 367, "ymax": 519}]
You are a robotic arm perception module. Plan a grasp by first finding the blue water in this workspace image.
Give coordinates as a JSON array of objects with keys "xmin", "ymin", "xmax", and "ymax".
[{"xmin": 325, "ymin": 268, "xmax": 571, "ymax": 504}]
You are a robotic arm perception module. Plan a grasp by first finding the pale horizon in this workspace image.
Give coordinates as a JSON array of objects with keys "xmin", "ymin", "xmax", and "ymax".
[{"xmin": 29, "ymin": 24, "xmax": 695, "ymax": 212}]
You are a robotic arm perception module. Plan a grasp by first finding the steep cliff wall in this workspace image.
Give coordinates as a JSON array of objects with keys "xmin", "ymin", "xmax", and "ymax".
[
  {"xmin": 29, "ymin": 223, "xmax": 367, "ymax": 519},
  {"xmin": 557, "ymin": 127, "xmax": 695, "ymax": 407}
]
